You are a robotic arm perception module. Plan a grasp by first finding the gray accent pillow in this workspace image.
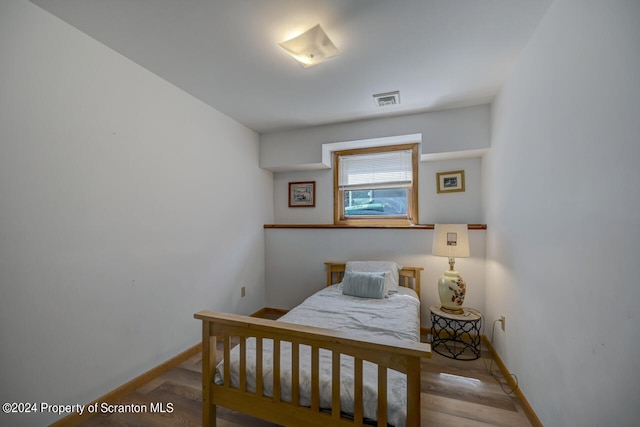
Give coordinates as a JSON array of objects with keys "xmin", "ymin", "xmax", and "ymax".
[{"xmin": 342, "ymin": 271, "xmax": 386, "ymax": 299}]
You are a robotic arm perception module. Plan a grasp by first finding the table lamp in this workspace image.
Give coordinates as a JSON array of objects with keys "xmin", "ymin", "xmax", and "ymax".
[{"xmin": 432, "ymin": 224, "xmax": 470, "ymax": 314}]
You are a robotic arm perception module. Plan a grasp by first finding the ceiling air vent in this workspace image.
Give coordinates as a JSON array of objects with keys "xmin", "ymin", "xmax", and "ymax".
[{"xmin": 373, "ymin": 91, "xmax": 400, "ymax": 107}]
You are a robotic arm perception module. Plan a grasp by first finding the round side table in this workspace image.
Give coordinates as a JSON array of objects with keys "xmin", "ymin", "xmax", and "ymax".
[{"xmin": 430, "ymin": 305, "xmax": 482, "ymax": 360}]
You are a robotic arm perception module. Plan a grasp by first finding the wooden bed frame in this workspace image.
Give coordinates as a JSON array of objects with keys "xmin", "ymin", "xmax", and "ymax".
[{"xmin": 194, "ymin": 263, "xmax": 430, "ymax": 427}]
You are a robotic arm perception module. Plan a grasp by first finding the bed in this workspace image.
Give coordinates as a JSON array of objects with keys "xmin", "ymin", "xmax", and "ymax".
[{"xmin": 194, "ymin": 262, "xmax": 431, "ymax": 427}]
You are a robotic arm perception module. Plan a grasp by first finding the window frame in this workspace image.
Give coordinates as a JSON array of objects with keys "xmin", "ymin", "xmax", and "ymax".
[{"xmin": 333, "ymin": 143, "xmax": 419, "ymax": 226}]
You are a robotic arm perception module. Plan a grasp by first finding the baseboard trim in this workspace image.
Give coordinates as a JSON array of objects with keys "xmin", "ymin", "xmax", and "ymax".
[
  {"xmin": 49, "ymin": 343, "xmax": 201, "ymax": 427},
  {"xmin": 420, "ymin": 326, "xmax": 542, "ymax": 426},
  {"xmin": 51, "ymin": 308, "xmax": 286, "ymax": 426},
  {"xmin": 481, "ymin": 336, "xmax": 543, "ymax": 427}
]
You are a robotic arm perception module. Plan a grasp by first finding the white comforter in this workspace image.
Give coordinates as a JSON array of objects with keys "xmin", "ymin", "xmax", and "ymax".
[{"xmin": 214, "ymin": 284, "xmax": 421, "ymax": 426}]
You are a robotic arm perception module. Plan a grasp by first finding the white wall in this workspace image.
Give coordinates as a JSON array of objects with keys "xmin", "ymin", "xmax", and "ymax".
[
  {"xmin": 273, "ymin": 156, "xmax": 483, "ymax": 225},
  {"xmin": 484, "ymin": 0, "xmax": 640, "ymax": 425},
  {"xmin": 266, "ymin": 104, "xmax": 488, "ymax": 225},
  {"xmin": 0, "ymin": 1, "xmax": 273, "ymax": 425},
  {"xmin": 260, "ymin": 104, "xmax": 490, "ymax": 171}
]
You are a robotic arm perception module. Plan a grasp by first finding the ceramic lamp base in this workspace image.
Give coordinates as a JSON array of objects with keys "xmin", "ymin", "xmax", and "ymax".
[{"xmin": 438, "ymin": 269, "xmax": 466, "ymax": 314}]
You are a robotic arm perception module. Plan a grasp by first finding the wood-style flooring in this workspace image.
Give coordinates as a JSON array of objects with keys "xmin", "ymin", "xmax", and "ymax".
[{"xmin": 78, "ymin": 334, "xmax": 531, "ymax": 427}]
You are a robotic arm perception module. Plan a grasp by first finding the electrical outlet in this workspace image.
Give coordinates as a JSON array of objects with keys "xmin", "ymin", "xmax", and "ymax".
[
  {"xmin": 499, "ymin": 315, "xmax": 506, "ymax": 331},
  {"xmin": 241, "ymin": 286, "xmax": 246, "ymax": 298}
]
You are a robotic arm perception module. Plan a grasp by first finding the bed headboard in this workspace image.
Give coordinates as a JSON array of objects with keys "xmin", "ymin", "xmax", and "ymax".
[{"xmin": 324, "ymin": 262, "xmax": 423, "ymax": 298}]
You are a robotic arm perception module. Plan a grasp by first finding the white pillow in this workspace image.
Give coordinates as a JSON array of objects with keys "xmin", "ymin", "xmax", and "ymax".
[{"xmin": 345, "ymin": 261, "xmax": 403, "ymax": 294}]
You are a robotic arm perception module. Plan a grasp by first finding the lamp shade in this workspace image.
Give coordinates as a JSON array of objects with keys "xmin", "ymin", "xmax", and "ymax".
[{"xmin": 432, "ymin": 224, "xmax": 470, "ymax": 258}]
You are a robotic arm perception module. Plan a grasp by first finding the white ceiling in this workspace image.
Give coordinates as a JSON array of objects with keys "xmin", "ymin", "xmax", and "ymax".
[{"xmin": 28, "ymin": 0, "xmax": 552, "ymax": 133}]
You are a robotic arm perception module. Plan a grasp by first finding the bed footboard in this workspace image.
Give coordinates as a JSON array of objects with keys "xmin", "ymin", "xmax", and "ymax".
[{"xmin": 194, "ymin": 310, "xmax": 431, "ymax": 427}]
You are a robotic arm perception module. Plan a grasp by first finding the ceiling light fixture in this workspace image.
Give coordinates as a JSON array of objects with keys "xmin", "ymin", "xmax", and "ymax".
[
  {"xmin": 279, "ymin": 24, "xmax": 339, "ymax": 68},
  {"xmin": 373, "ymin": 91, "xmax": 401, "ymax": 107}
]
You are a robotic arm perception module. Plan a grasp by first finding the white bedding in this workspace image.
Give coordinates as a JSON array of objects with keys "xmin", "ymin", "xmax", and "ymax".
[{"xmin": 214, "ymin": 284, "xmax": 421, "ymax": 427}]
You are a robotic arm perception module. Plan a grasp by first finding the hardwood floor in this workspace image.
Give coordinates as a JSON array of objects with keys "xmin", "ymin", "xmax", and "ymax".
[{"xmin": 77, "ymin": 337, "xmax": 531, "ymax": 427}]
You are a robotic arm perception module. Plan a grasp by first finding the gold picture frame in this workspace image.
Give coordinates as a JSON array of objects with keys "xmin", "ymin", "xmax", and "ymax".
[
  {"xmin": 288, "ymin": 181, "xmax": 316, "ymax": 207},
  {"xmin": 436, "ymin": 170, "xmax": 465, "ymax": 193}
]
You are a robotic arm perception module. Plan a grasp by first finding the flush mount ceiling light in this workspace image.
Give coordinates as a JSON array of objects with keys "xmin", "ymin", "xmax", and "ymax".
[
  {"xmin": 279, "ymin": 24, "xmax": 339, "ymax": 68},
  {"xmin": 373, "ymin": 91, "xmax": 401, "ymax": 107}
]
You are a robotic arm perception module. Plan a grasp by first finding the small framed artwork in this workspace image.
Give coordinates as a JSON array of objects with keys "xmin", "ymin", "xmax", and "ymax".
[
  {"xmin": 288, "ymin": 181, "xmax": 316, "ymax": 207},
  {"xmin": 436, "ymin": 170, "xmax": 465, "ymax": 193}
]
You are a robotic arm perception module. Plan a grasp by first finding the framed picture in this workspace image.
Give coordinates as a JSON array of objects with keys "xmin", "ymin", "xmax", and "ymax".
[
  {"xmin": 288, "ymin": 181, "xmax": 316, "ymax": 207},
  {"xmin": 436, "ymin": 170, "xmax": 465, "ymax": 193}
]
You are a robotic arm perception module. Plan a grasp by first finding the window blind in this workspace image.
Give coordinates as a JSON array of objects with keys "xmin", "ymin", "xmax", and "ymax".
[{"xmin": 338, "ymin": 149, "xmax": 413, "ymax": 190}]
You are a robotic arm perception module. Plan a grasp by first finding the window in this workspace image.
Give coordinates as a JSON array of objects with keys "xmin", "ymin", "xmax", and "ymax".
[{"xmin": 333, "ymin": 143, "xmax": 419, "ymax": 225}]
